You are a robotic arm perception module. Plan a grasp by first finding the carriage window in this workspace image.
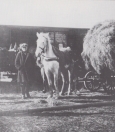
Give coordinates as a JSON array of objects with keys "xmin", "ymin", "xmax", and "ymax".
[{"xmin": 55, "ymin": 32, "xmax": 67, "ymax": 47}]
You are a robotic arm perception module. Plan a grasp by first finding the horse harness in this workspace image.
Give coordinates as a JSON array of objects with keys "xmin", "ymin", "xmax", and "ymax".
[
  {"xmin": 41, "ymin": 54, "xmax": 59, "ymax": 62},
  {"xmin": 38, "ymin": 36, "xmax": 59, "ymax": 62}
]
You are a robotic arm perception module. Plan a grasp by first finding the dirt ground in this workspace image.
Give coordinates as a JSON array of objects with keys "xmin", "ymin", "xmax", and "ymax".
[{"xmin": 0, "ymin": 89, "xmax": 115, "ymax": 132}]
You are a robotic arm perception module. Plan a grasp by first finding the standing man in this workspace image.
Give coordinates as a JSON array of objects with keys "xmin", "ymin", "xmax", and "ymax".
[{"xmin": 15, "ymin": 43, "xmax": 34, "ymax": 99}]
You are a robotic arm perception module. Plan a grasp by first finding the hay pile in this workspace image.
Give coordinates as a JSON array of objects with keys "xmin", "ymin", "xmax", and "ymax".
[{"xmin": 81, "ymin": 20, "xmax": 115, "ymax": 75}]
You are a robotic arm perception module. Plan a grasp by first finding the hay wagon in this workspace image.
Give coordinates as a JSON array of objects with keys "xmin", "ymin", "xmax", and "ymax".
[{"xmin": 81, "ymin": 20, "xmax": 115, "ymax": 95}]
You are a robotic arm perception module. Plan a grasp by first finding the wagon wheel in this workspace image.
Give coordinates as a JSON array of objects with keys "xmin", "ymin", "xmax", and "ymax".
[
  {"xmin": 84, "ymin": 71, "xmax": 101, "ymax": 92},
  {"xmin": 103, "ymin": 77, "xmax": 115, "ymax": 95}
]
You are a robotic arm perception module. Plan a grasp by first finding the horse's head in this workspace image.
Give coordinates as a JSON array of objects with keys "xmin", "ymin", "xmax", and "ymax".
[{"xmin": 35, "ymin": 32, "xmax": 49, "ymax": 57}]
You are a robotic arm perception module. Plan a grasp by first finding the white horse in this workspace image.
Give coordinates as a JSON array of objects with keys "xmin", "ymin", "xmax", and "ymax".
[{"xmin": 35, "ymin": 32, "xmax": 74, "ymax": 99}]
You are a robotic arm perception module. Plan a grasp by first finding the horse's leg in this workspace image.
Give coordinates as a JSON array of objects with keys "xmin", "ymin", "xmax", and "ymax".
[
  {"xmin": 74, "ymin": 74, "xmax": 80, "ymax": 95},
  {"xmin": 68, "ymin": 64, "xmax": 75, "ymax": 95},
  {"xmin": 72, "ymin": 75, "xmax": 78, "ymax": 95},
  {"xmin": 72, "ymin": 64, "xmax": 80, "ymax": 94},
  {"xmin": 45, "ymin": 71, "xmax": 53, "ymax": 98},
  {"xmin": 67, "ymin": 70, "xmax": 71, "ymax": 95},
  {"xmin": 44, "ymin": 74, "xmax": 48, "ymax": 92},
  {"xmin": 41, "ymin": 68, "xmax": 46, "ymax": 93},
  {"xmin": 59, "ymin": 70, "xmax": 67, "ymax": 95},
  {"xmin": 67, "ymin": 63, "xmax": 75, "ymax": 95},
  {"xmin": 59, "ymin": 73, "xmax": 65, "ymax": 95},
  {"xmin": 54, "ymin": 71, "xmax": 59, "ymax": 99}
]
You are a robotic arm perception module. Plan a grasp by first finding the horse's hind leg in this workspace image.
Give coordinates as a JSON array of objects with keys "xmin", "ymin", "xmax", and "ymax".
[
  {"xmin": 67, "ymin": 63, "xmax": 74, "ymax": 95},
  {"xmin": 68, "ymin": 69, "xmax": 72, "ymax": 95},
  {"xmin": 54, "ymin": 72, "xmax": 59, "ymax": 99},
  {"xmin": 59, "ymin": 71, "xmax": 67, "ymax": 95}
]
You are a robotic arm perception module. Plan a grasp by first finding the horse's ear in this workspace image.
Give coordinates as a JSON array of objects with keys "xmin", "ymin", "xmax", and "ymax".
[{"xmin": 36, "ymin": 32, "xmax": 40, "ymax": 38}]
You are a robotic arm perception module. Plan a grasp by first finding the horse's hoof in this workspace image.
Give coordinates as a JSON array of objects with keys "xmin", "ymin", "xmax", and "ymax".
[
  {"xmin": 76, "ymin": 91, "xmax": 80, "ymax": 94},
  {"xmin": 54, "ymin": 96, "xmax": 59, "ymax": 100},
  {"xmin": 59, "ymin": 92, "xmax": 64, "ymax": 96},
  {"xmin": 53, "ymin": 90, "xmax": 55, "ymax": 93},
  {"xmin": 47, "ymin": 95, "xmax": 53, "ymax": 99},
  {"xmin": 67, "ymin": 92, "xmax": 72, "ymax": 96},
  {"xmin": 75, "ymin": 91, "xmax": 81, "ymax": 96},
  {"xmin": 42, "ymin": 90, "xmax": 46, "ymax": 93}
]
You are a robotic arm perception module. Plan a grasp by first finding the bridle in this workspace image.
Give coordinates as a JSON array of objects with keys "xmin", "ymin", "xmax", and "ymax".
[
  {"xmin": 38, "ymin": 46, "xmax": 44, "ymax": 54},
  {"xmin": 37, "ymin": 36, "xmax": 59, "ymax": 61},
  {"xmin": 37, "ymin": 36, "xmax": 48, "ymax": 54}
]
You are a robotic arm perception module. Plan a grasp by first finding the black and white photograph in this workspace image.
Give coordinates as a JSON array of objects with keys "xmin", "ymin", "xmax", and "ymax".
[{"xmin": 0, "ymin": 0, "xmax": 115, "ymax": 132}]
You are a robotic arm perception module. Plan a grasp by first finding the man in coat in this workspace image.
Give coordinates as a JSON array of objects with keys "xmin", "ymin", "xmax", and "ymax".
[{"xmin": 15, "ymin": 43, "xmax": 34, "ymax": 99}]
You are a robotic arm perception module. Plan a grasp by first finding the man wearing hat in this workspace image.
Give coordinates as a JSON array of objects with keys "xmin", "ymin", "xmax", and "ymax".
[{"xmin": 15, "ymin": 43, "xmax": 34, "ymax": 99}]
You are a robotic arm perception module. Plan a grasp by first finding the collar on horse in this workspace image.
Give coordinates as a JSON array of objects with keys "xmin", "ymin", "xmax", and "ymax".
[
  {"xmin": 41, "ymin": 54, "xmax": 59, "ymax": 61},
  {"xmin": 38, "ymin": 46, "xmax": 59, "ymax": 61}
]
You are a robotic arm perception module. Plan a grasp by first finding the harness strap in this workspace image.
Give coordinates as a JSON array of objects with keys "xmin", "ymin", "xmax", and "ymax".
[
  {"xmin": 39, "ymin": 46, "xmax": 44, "ymax": 52},
  {"xmin": 45, "ymin": 58, "xmax": 59, "ymax": 61},
  {"xmin": 41, "ymin": 54, "xmax": 59, "ymax": 61}
]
